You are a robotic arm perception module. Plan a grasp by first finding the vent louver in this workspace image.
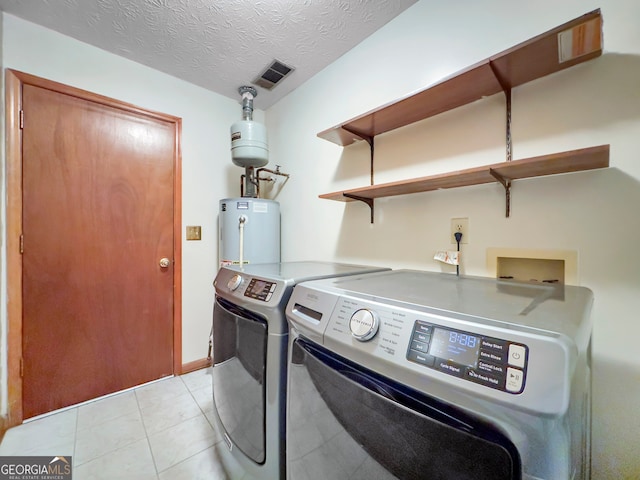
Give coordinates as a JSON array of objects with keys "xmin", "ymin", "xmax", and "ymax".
[{"xmin": 253, "ymin": 60, "xmax": 294, "ymax": 90}]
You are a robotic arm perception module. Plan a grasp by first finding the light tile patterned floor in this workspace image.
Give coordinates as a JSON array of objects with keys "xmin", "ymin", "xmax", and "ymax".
[{"xmin": 0, "ymin": 368, "xmax": 228, "ymax": 479}]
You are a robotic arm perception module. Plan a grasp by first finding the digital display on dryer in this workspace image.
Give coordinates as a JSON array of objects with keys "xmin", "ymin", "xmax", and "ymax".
[
  {"xmin": 429, "ymin": 328, "xmax": 480, "ymax": 368},
  {"xmin": 244, "ymin": 278, "xmax": 275, "ymax": 301},
  {"xmin": 250, "ymin": 280, "xmax": 268, "ymax": 294}
]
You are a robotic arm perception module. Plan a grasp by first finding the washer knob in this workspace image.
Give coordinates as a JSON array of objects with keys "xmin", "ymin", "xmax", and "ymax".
[
  {"xmin": 227, "ymin": 274, "xmax": 242, "ymax": 291},
  {"xmin": 349, "ymin": 309, "xmax": 379, "ymax": 342}
]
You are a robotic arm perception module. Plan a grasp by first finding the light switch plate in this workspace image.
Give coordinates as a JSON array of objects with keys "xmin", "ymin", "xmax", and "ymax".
[{"xmin": 186, "ymin": 226, "xmax": 202, "ymax": 241}]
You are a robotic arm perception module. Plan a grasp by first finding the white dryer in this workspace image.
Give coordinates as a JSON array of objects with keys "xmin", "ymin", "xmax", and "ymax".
[{"xmin": 285, "ymin": 270, "xmax": 593, "ymax": 480}]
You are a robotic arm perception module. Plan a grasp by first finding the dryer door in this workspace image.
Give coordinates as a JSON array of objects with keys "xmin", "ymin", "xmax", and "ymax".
[
  {"xmin": 288, "ymin": 337, "xmax": 521, "ymax": 480},
  {"xmin": 213, "ymin": 296, "xmax": 267, "ymax": 464}
]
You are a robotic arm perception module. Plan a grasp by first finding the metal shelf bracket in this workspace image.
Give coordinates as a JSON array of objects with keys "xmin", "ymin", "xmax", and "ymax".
[
  {"xmin": 489, "ymin": 61, "xmax": 514, "ymax": 217},
  {"xmin": 341, "ymin": 126, "xmax": 376, "ymax": 222},
  {"xmin": 342, "ymin": 126, "xmax": 375, "ymax": 185},
  {"xmin": 489, "ymin": 62, "xmax": 513, "ymax": 163},
  {"xmin": 343, "ymin": 193, "xmax": 374, "ymax": 223},
  {"xmin": 489, "ymin": 169, "xmax": 512, "ymax": 217}
]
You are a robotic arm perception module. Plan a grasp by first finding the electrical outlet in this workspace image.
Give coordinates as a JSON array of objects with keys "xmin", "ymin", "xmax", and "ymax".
[{"xmin": 450, "ymin": 218, "xmax": 469, "ymax": 244}]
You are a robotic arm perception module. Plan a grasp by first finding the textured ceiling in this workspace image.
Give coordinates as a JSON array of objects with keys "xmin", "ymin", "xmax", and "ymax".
[{"xmin": 0, "ymin": 0, "xmax": 417, "ymax": 109}]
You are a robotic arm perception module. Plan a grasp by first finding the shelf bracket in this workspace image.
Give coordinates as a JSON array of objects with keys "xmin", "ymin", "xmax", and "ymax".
[
  {"xmin": 343, "ymin": 193, "xmax": 374, "ymax": 224},
  {"xmin": 342, "ymin": 126, "xmax": 375, "ymax": 185},
  {"xmin": 489, "ymin": 169, "xmax": 512, "ymax": 218},
  {"xmin": 503, "ymin": 88, "xmax": 512, "ymax": 162},
  {"xmin": 488, "ymin": 62, "xmax": 512, "ymax": 162}
]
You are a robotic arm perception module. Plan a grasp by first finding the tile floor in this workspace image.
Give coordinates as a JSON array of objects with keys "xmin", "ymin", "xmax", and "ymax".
[{"xmin": 0, "ymin": 368, "xmax": 228, "ymax": 479}]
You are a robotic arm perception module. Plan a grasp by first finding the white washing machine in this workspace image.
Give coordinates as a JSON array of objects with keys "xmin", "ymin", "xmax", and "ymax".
[
  {"xmin": 285, "ymin": 270, "xmax": 593, "ymax": 480},
  {"xmin": 211, "ymin": 261, "xmax": 389, "ymax": 480}
]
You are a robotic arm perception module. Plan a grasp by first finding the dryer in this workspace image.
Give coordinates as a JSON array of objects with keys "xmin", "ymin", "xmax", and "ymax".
[
  {"xmin": 211, "ymin": 261, "xmax": 389, "ymax": 480},
  {"xmin": 285, "ymin": 270, "xmax": 593, "ymax": 480}
]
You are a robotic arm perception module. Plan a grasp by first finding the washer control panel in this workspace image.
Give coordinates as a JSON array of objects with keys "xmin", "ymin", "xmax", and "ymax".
[
  {"xmin": 244, "ymin": 278, "xmax": 277, "ymax": 302},
  {"xmin": 406, "ymin": 320, "xmax": 528, "ymax": 394}
]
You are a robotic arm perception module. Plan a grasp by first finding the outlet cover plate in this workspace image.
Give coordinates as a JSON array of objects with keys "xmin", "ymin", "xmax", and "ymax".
[{"xmin": 450, "ymin": 218, "xmax": 469, "ymax": 244}]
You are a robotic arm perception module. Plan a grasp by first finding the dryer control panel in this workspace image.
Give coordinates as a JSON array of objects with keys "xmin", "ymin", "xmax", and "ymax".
[
  {"xmin": 406, "ymin": 320, "xmax": 528, "ymax": 394},
  {"xmin": 244, "ymin": 278, "xmax": 277, "ymax": 302}
]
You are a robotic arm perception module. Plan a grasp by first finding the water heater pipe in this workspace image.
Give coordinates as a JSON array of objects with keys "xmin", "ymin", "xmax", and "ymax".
[
  {"xmin": 240, "ymin": 166, "xmax": 290, "ymax": 198},
  {"xmin": 239, "ymin": 86, "xmax": 257, "ymax": 121},
  {"xmin": 257, "ymin": 166, "xmax": 290, "ymax": 180},
  {"xmin": 238, "ymin": 215, "xmax": 247, "ymax": 268}
]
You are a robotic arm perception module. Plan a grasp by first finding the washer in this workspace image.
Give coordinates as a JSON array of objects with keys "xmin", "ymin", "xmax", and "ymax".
[
  {"xmin": 285, "ymin": 270, "xmax": 593, "ymax": 480},
  {"xmin": 211, "ymin": 261, "xmax": 389, "ymax": 480}
]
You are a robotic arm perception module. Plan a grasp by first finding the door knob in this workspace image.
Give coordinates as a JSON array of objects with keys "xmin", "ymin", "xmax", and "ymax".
[{"xmin": 159, "ymin": 258, "xmax": 171, "ymax": 268}]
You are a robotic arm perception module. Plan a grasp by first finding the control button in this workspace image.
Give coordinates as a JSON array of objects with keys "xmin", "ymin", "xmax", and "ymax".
[
  {"xmin": 265, "ymin": 292, "xmax": 273, "ymax": 301},
  {"xmin": 269, "ymin": 283, "xmax": 277, "ymax": 292},
  {"xmin": 413, "ymin": 332, "xmax": 431, "ymax": 344},
  {"xmin": 407, "ymin": 350, "xmax": 435, "ymax": 367},
  {"xmin": 349, "ymin": 309, "xmax": 379, "ymax": 342},
  {"xmin": 479, "ymin": 349, "xmax": 506, "ymax": 364},
  {"xmin": 508, "ymin": 344, "xmax": 526, "ymax": 368},
  {"xmin": 477, "ymin": 361, "xmax": 506, "ymax": 376},
  {"xmin": 415, "ymin": 323, "xmax": 433, "ymax": 335},
  {"xmin": 466, "ymin": 368, "xmax": 505, "ymax": 390},
  {"xmin": 435, "ymin": 359, "xmax": 465, "ymax": 378},
  {"xmin": 227, "ymin": 274, "xmax": 242, "ymax": 291},
  {"xmin": 481, "ymin": 338, "xmax": 508, "ymax": 353},
  {"xmin": 410, "ymin": 340, "xmax": 429, "ymax": 353},
  {"xmin": 506, "ymin": 367, "xmax": 524, "ymax": 393}
]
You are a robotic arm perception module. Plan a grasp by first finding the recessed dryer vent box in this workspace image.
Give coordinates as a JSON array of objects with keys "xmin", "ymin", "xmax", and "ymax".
[
  {"xmin": 497, "ymin": 257, "xmax": 564, "ymax": 283},
  {"xmin": 487, "ymin": 248, "xmax": 578, "ymax": 285}
]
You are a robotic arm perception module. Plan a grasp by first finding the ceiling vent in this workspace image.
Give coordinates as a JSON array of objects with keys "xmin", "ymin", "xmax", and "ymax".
[{"xmin": 253, "ymin": 60, "xmax": 294, "ymax": 90}]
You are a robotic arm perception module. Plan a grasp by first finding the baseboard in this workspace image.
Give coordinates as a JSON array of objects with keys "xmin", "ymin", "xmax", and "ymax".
[{"xmin": 181, "ymin": 357, "xmax": 211, "ymax": 374}]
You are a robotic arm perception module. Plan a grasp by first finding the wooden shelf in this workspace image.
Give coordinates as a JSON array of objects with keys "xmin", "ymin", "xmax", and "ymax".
[
  {"xmin": 318, "ymin": 10, "xmax": 602, "ymax": 146},
  {"xmin": 319, "ymin": 145, "xmax": 610, "ymax": 201},
  {"xmin": 317, "ymin": 10, "xmax": 606, "ymax": 221}
]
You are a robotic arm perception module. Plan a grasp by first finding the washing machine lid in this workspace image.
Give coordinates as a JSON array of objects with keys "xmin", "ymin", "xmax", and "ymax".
[{"xmin": 305, "ymin": 269, "xmax": 593, "ymax": 338}]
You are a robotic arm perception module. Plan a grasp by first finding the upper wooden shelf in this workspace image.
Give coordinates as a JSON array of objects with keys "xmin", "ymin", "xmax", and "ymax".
[
  {"xmin": 319, "ymin": 145, "xmax": 609, "ymax": 202},
  {"xmin": 318, "ymin": 9, "xmax": 603, "ymax": 146}
]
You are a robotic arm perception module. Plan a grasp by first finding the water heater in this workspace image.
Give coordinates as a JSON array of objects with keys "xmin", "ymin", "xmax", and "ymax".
[{"xmin": 219, "ymin": 198, "xmax": 280, "ymax": 267}]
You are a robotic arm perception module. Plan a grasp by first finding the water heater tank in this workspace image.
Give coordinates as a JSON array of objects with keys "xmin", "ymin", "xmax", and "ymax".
[
  {"xmin": 230, "ymin": 120, "xmax": 269, "ymax": 168},
  {"xmin": 219, "ymin": 198, "xmax": 280, "ymax": 267}
]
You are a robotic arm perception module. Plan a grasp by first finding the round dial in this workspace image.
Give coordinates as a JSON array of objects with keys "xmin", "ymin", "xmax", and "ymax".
[
  {"xmin": 227, "ymin": 274, "xmax": 242, "ymax": 291},
  {"xmin": 349, "ymin": 309, "xmax": 379, "ymax": 342}
]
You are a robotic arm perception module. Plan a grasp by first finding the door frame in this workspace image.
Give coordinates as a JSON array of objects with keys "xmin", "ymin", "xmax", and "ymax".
[{"xmin": 4, "ymin": 69, "xmax": 183, "ymax": 426}]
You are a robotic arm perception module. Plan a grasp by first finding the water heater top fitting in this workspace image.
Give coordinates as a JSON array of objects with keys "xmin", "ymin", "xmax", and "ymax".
[{"xmin": 230, "ymin": 86, "xmax": 268, "ymax": 168}]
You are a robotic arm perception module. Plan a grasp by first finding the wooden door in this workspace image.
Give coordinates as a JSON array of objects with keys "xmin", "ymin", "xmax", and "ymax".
[{"xmin": 20, "ymin": 82, "xmax": 177, "ymax": 418}]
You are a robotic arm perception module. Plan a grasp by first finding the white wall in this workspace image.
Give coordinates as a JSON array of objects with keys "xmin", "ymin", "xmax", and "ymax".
[
  {"xmin": 266, "ymin": 0, "xmax": 640, "ymax": 478},
  {"xmin": 0, "ymin": 13, "xmax": 257, "ymax": 380}
]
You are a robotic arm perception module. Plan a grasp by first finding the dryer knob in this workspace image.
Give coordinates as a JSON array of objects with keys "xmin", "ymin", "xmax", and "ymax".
[
  {"xmin": 349, "ymin": 309, "xmax": 379, "ymax": 342},
  {"xmin": 227, "ymin": 274, "xmax": 242, "ymax": 291}
]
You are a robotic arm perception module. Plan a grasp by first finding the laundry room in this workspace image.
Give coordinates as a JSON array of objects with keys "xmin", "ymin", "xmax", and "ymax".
[{"xmin": 0, "ymin": 0, "xmax": 639, "ymax": 479}]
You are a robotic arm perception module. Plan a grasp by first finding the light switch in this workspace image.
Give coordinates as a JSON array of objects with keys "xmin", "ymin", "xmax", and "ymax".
[{"xmin": 186, "ymin": 226, "xmax": 202, "ymax": 241}]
